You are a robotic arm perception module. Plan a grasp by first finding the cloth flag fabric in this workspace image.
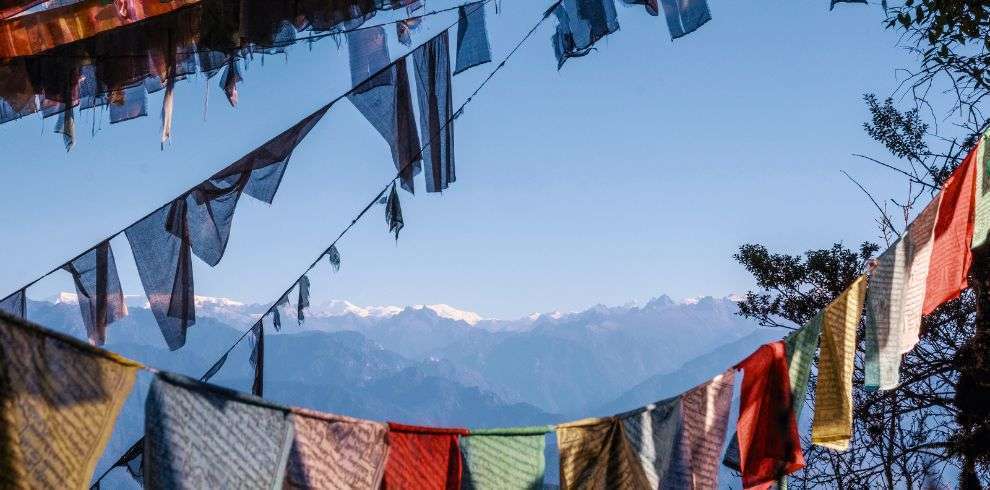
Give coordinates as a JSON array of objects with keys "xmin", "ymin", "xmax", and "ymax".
[
  {"xmin": 865, "ymin": 235, "xmax": 911, "ymax": 391},
  {"xmin": 413, "ymin": 31, "xmax": 456, "ymax": 193},
  {"xmin": 661, "ymin": 369, "xmax": 735, "ymax": 488},
  {"xmin": 923, "ymin": 145, "xmax": 977, "ymax": 315},
  {"xmin": 249, "ymin": 321, "xmax": 264, "ymax": 396},
  {"xmin": 348, "ymin": 25, "xmax": 391, "ymax": 89},
  {"xmin": 348, "ymin": 48, "xmax": 423, "ymax": 193},
  {"xmin": 830, "ymin": 0, "xmax": 868, "ymax": 10},
  {"xmin": 125, "ymin": 105, "xmax": 328, "ymax": 350},
  {"xmin": 0, "ymin": 314, "xmax": 140, "ymax": 489},
  {"xmin": 283, "ymin": 408, "xmax": 389, "ymax": 490},
  {"xmin": 559, "ymin": 370, "xmax": 734, "ymax": 489},
  {"xmin": 732, "ymin": 342, "xmax": 804, "ymax": 490},
  {"xmin": 723, "ymin": 316, "xmax": 821, "ymax": 477},
  {"xmin": 63, "ymin": 241, "xmax": 128, "ymax": 346},
  {"xmin": 621, "ymin": 0, "xmax": 659, "ymax": 15},
  {"xmin": 658, "ymin": 0, "xmax": 710, "ymax": 39},
  {"xmin": 383, "ymin": 422, "xmax": 469, "ymax": 489},
  {"xmin": 454, "ymin": 1, "xmax": 492, "ymax": 75},
  {"xmin": 618, "ymin": 396, "xmax": 681, "ymax": 488},
  {"xmin": 144, "ymin": 372, "xmax": 295, "ymax": 490},
  {"xmin": 812, "ymin": 274, "xmax": 867, "ymax": 451},
  {"xmin": 460, "ymin": 426, "xmax": 551, "ymax": 490},
  {"xmin": 971, "ymin": 132, "xmax": 990, "ymax": 249},
  {"xmin": 0, "ymin": 0, "xmax": 202, "ymax": 58},
  {"xmin": 557, "ymin": 416, "xmax": 650, "ymax": 489},
  {"xmin": 552, "ymin": 0, "xmax": 620, "ymax": 68},
  {"xmin": 0, "ymin": 289, "xmax": 26, "ymax": 319}
]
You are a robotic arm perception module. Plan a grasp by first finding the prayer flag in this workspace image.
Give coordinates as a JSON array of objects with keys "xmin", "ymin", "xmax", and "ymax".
[
  {"xmin": 383, "ymin": 422, "xmax": 469, "ymax": 489},
  {"xmin": 923, "ymin": 146, "xmax": 977, "ymax": 314},
  {"xmin": 284, "ymin": 408, "xmax": 389, "ymax": 490},
  {"xmin": 461, "ymin": 426, "xmax": 551, "ymax": 490},
  {"xmin": 811, "ymin": 275, "xmax": 867, "ymax": 451},
  {"xmin": 144, "ymin": 373, "xmax": 294, "ymax": 489},
  {"xmin": 0, "ymin": 314, "xmax": 140, "ymax": 489}
]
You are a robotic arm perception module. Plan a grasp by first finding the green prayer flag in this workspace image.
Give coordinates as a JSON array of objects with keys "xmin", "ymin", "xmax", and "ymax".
[
  {"xmin": 972, "ymin": 132, "xmax": 990, "ymax": 249},
  {"xmin": 461, "ymin": 426, "xmax": 551, "ymax": 490},
  {"xmin": 785, "ymin": 313, "xmax": 822, "ymax": 419}
]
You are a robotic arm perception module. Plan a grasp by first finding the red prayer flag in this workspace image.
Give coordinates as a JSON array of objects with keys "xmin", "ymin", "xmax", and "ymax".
[
  {"xmin": 383, "ymin": 422, "xmax": 469, "ymax": 490},
  {"xmin": 734, "ymin": 341, "xmax": 804, "ymax": 490},
  {"xmin": 923, "ymin": 145, "xmax": 978, "ymax": 315}
]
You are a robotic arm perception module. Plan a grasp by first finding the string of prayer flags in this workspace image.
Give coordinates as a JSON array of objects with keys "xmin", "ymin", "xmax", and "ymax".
[
  {"xmin": 297, "ymin": 275, "xmax": 310, "ymax": 324},
  {"xmin": 250, "ymin": 321, "xmax": 265, "ymax": 396},
  {"xmin": 552, "ymin": 0, "xmax": 620, "ymax": 69},
  {"xmin": 658, "ymin": 0, "xmax": 710, "ymax": 39},
  {"xmin": 383, "ymin": 422, "xmax": 470, "ymax": 489},
  {"xmin": 386, "ymin": 181, "xmax": 405, "ymax": 240},
  {"xmin": 923, "ymin": 143, "xmax": 977, "ymax": 315},
  {"xmin": 0, "ymin": 289, "xmax": 26, "ymax": 318},
  {"xmin": 971, "ymin": 130, "xmax": 990, "ymax": 249},
  {"xmin": 0, "ymin": 314, "xmax": 141, "ymax": 489},
  {"xmin": 621, "ymin": 0, "xmax": 659, "ymax": 16},
  {"xmin": 460, "ymin": 426, "xmax": 551, "ymax": 490},
  {"xmin": 454, "ymin": 1, "xmax": 493, "ymax": 75},
  {"xmin": 414, "ymin": 30, "xmax": 456, "ymax": 193},
  {"xmin": 144, "ymin": 372, "xmax": 295, "ymax": 490},
  {"xmin": 326, "ymin": 244, "xmax": 342, "ymax": 272},
  {"xmin": 284, "ymin": 408, "xmax": 389, "ymax": 489},
  {"xmin": 812, "ymin": 274, "xmax": 867, "ymax": 451},
  {"xmin": 62, "ymin": 241, "xmax": 128, "ymax": 346},
  {"xmin": 348, "ymin": 48, "xmax": 423, "ymax": 193},
  {"xmin": 731, "ymin": 342, "xmax": 804, "ymax": 490},
  {"xmin": 125, "ymin": 104, "xmax": 329, "ymax": 350},
  {"xmin": 0, "ymin": 0, "xmax": 202, "ymax": 58}
]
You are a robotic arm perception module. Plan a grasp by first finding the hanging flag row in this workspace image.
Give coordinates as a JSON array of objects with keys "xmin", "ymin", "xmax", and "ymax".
[
  {"xmin": 0, "ymin": 0, "xmax": 487, "ymax": 148},
  {"xmin": 0, "ymin": 12, "xmax": 492, "ymax": 350},
  {"xmin": 0, "ymin": 0, "xmax": 719, "ymax": 146}
]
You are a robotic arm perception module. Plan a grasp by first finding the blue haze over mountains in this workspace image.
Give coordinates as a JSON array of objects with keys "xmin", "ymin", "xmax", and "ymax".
[{"xmin": 28, "ymin": 292, "xmax": 783, "ymax": 488}]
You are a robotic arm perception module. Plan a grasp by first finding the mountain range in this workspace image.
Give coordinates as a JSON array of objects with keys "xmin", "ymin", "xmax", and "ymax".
[{"xmin": 29, "ymin": 292, "xmax": 784, "ymax": 488}]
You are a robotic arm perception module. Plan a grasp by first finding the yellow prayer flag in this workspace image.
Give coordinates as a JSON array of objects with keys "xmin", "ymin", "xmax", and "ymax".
[
  {"xmin": 0, "ymin": 314, "xmax": 141, "ymax": 489},
  {"xmin": 811, "ymin": 275, "xmax": 867, "ymax": 451}
]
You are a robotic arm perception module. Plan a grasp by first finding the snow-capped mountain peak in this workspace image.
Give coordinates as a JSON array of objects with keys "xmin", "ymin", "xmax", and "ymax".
[{"xmin": 412, "ymin": 304, "xmax": 484, "ymax": 325}]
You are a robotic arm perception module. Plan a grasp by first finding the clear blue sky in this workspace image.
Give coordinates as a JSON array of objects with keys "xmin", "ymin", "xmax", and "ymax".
[{"xmin": 0, "ymin": 0, "xmax": 915, "ymax": 319}]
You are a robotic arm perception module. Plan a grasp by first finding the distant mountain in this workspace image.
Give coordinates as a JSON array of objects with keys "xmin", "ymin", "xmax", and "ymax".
[{"xmin": 34, "ymin": 292, "xmax": 761, "ymax": 417}]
